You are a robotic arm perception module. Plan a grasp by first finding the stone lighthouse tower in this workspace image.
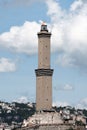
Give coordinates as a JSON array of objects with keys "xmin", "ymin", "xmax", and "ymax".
[{"xmin": 35, "ymin": 23, "xmax": 53, "ymax": 111}]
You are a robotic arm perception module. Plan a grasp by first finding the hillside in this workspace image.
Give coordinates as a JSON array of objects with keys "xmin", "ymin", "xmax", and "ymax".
[
  {"xmin": 0, "ymin": 101, "xmax": 36, "ymax": 125},
  {"xmin": 0, "ymin": 101, "xmax": 87, "ymax": 128}
]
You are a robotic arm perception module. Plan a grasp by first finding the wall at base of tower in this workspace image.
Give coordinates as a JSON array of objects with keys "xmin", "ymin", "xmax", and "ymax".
[{"xmin": 36, "ymin": 76, "xmax": 52, "ymax": 111}]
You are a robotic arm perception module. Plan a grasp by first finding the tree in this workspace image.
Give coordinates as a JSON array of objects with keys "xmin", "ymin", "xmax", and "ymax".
[{"xmin": 66, "ymin": 127, "xmax": 74, "ymax": 130}]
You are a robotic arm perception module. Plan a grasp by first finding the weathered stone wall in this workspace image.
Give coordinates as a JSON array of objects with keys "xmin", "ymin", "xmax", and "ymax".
[{"xmin": 17, "ymin": 124, "xmax": 85, "ymax": 130}]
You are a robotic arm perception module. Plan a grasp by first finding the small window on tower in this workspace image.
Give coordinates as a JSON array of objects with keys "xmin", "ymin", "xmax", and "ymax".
[
  {"xmin": 43, "ymin": 27, "xmax": 46, "ymax": 30},
  {"xmin": 41, "ymin": 25, "xmax": 48, "ymax": 32}
]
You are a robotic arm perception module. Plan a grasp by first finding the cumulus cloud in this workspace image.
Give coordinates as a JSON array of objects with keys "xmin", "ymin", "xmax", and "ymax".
[
  {"xmin": 53, "ymin": 98, "xmax": 87, "ymax": 109},
  {"xmin": 13, "ymin": 96, "xmax": 28, "ymax": 103},
  {"xmin": 0, "ymin": 21, "xmax": 39, "ymax": 54},
  {"xmin": 0, "ymin": 0, "xmax": 87, "ymax": 70},
  {"xmin": 53, "ymin": 101, "xmax": 69, "ymax": 107},
  {"xmin": 54, "ymin": 84, "xmax": 74, "ymax": 91},
  {"xmin": 63, "ymin": 84, "xmax": 73, "ymax": 90},
  {"xmin": 76, "ymin": 98, "xmax": 87, "ymax": 109},
  {"xmin": 0, "ymin": 58, "xmax": 16, "ymax": 72},
  {"xmin": 46, "ymin": 0, "xmax": 87, "ymax": 70},
  {"xmin": 70, "ymin": 0, "xmax": 83, "ymax": 11}
]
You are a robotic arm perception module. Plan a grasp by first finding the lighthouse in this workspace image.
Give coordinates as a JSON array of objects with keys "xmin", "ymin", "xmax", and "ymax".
[{"xmin": 35, "ymin": 23, "xmax": 53, "ymax": 111}]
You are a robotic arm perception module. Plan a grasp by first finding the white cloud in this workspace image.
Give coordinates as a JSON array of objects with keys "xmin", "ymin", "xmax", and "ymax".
[
  {"xmin": 70, "ymin": 0, "xmax": 83, "ymax": 11},
  {"xmin": 54, "ymin": 84, "xmax": 73, "ymax": 91},
  {"xmin": 46, "ymin": 0, "xmax": 64, "ymax": 22},
  {"xmin": 53, "ymin": 98, "xmax": 87, "ymax": 109},
  {"xmin": 53, "ymin": 101, "xmax": 69, "ymax": 107},
  {"xmin": 56, "ymin": 54, "xmax": 74, "ymax": 67},
  {"xmin": 45, "ymin": 0, "xmax": 87, "ymax": 70},
  {"xmin": 0, "ymin": 0, "xmax": 87, "ymax": 70},
  {"xmin": 76, "ymin": 98, "xmax": 87, "ymax": 109},
  {"xmin": 0, "ymin": 21, "xmax": 39, "ymax": 55},
  {"xmin": 63, "ymin": 84, "xmax": 73, "ymax": 90},
  {"xmin": 0, "ymin": 58, "xmax": 16, "ymax": 72},
  {"xmin": 13, "ymin": 96, "xmax": 28, "ymax": 103}
]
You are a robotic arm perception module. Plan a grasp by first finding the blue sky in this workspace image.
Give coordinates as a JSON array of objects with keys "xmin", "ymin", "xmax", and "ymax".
[{"xmin": 0, "ymin": 0, "xmax": 87, "ymax": 109}]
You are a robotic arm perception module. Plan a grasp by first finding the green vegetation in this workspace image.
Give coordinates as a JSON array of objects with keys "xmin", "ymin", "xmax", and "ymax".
[
  {"xmin": 0, "ymin": 102, "xmax": 36, "ymax": 125},
  {"xmin": 66, "ymin": 127, "xmax": 74, "ymax": 130},
  {"xmin": 0, "ymin": 101, "xmax": 87, "ymax": 126},
  {"xmin": 83, "ymin": 109, "xmax": 87, "ymax": 116},
  {"xmin": 75, "ymin": 120, "xmax": 85, "ymax": 126}
]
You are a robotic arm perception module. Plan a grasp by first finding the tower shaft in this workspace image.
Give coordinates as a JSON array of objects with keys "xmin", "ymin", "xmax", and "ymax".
[
  {"xmin": 38, "ymin": 32, "xmax": 51, "ymax": 69},
  {"xmin": 35, "ymin": 24, "xmax": 53, "ymax": 111}
]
